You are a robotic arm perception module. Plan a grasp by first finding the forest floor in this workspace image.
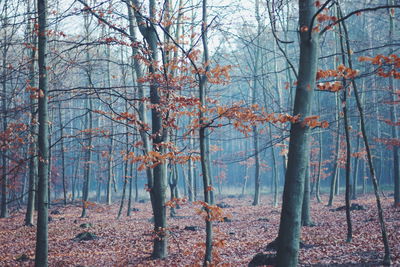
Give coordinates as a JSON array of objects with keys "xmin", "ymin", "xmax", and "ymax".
[{"xmin": 0, "ymin": 193, "xmax": 399, "ymax": 266}]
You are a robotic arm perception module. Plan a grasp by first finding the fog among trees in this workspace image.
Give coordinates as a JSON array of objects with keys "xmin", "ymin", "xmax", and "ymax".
[{"xmin": 0, "ymin": 0, "xmax": 399, "ymax": 266}]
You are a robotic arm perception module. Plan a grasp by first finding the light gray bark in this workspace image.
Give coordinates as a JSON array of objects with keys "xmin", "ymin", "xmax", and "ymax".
[{"xmin": 25, "ymin": 0, "xmax": 37, "ymax": 226}]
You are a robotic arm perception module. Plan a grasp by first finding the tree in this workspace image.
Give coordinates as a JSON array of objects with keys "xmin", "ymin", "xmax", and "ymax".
[
  {"xmin": 199, "ymin": 0, "xmax": 213, "ymax": 263},
  {"xmin": 131, "ymin": 0, "xmax": 169, "ymax": 258},
  {"xmin": 25, "ymin": 0, "xmax": 38, "ymax": 226},
  {"xmin": 35, "ymin": 0, "xmax": 49, "ymax": 265},
  {"xmin": 276, "ymin": 0, "xmax": 319, "ymax": 265},
  {"xmin": 387, "ymin": 0, "xmax": 399, "ymax": 206}
]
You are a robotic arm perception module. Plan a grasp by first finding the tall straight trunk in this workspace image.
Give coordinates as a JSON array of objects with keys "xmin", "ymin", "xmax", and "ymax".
[
  {"xmin": 198, "ymin": 0, "xmax": 213, "ymax": 264},
  {"xmin": 328, "ymin": 95, "xmax": 341, "ymax": 206},
  {"xmin": 72, "ymin": 152, "xmax": 81, "ymax": 202},
  {"xmin": 268, "ymin": 125, "xmax": 278, "ymax": 207},
  {"xmin": 47, "ymin": 117, "xmax": 52, "ymax": 206},
  {"xmin": 342, "ymin": 88, "xmax": 353, "ymax": 242},
  {"xmin": 315, "ymin": 97, "xmax": 323, "ymax": 203},
  {"xmin": 127, "ymin": 163, "xmax": 134, "ymax": 216},
  {"xmin": 126, "ymin": 1, "xmax": 153, "ymax": 200},
  {"xmin": 25, "ymin": 0, "xmax": 37, "ymax": 226},
  {"xmin": 276, "ymin": 1, "xmax": 318, "ymax": 265},
  {"xmin": 106, "ymin": 127, "xmax": 114, "ymax": 205},
  {"xmin": 388, "ymin": 0, "xmax": 399, "ymax": 206},
  {"xmin": 252, "ymin": 0, "xmax": 261, "ymax": 206},
  {"xmin": 81, "ymin": 99, "xmax": 93, "ymax": 218},
  {"xmin": 58, "ymin": 101, "xmax": 67, "ymax": 205},
  {"xmin": 301, "ymin": 165, "xmax": 311, "ymax": 226},
  {"xmin": 35, "ymin": 0, "xmax": 49, "ymax": 265},
  {"xmin": 105, "ymin": 36, "xmax": 114, "ymax": 205},
  {"xmin": 338, "ymin": 17, "xmax": 353, "ymax": 243},
  {"xmin": 135, "ymin": 166, "xmax": 138, "ymax": 202},
  {"xmin": 131, "ymin": 0, "xmax": 168, "ymax": 258},
  {"xmin": 0, "ymin": 3, "xmax": 9, "ymax": 219},
  {"xmin": 270, "ymin": 38, "xmax": 280, "ymax": 208},
  {"xmin": 362, "ymin": 162, "xmax": 366, "ymax": 194},
  {"xmin": 117, "ymin": 158, "xmax": 129, "ymax": 219},
  {"xmin": 118, "ymin": 95, "xmax": 130, "ymax": 219},
  {"xmin": 241, "ymin": 163, "xmax": 248, "ymax": 196},
  {"xmin": 352, "ymin": 123, "xmax": 361, "ymax": 200},
  {"xmin": 168, "ymin": 164, "xmax": 177, "ymax": 217},
  {"xmin": 337, "ymin": 4, "xmax": 391, "ymax": 264},
  {"xmin": 81, "ymin": 12, "xmax": 93, "ymax": 218},
  {"xmin": 205, "ymin": 136, "xmax": 215, "ymax": 204},
  {"xmin": 188, "ymin": 134, "xmax": 194, "ymax": 202},
  {"xmin": 252, "ymin": 126, "xmax": 260, "ymax": 205}
]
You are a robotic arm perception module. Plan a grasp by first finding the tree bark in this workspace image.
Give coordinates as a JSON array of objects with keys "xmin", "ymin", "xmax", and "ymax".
[
  {"xmin": 25, "ymin": 0, "xmax": 37, "ymax": 226},
  {"xmin": 276, "ymin": 1, "xmax": 318, "ymax": 265},
  {"xmin": 0, "ymin": 3, "xmax": 9, "ymax": 219},
  {"xmin": 301, "ymin": 165, "xmax": 311, "ymax": 226},
  {"xmin": 131, "ymin": 0, "xmax": 168, "ymax": 258},
  {"xmin": 387, "ymin": 0, "xmax": 399, "ymax": 206},
  {"xmin": 337, "ymin": 15, "xmax": 353, "ymax": 243},
  {"xmin": 199, "ymin": 0, "xmax": 213, "ymax": 264},
  {"xmin": 35, "ymin": 0, "xmax": 49, "ymax": 264},
  {"xmin": 337, "ymin": 3, "xmax": 391, "ymax": 264},
  {"xmin": 328, "ymin": 94, "xmax": 341, "ymax": 207},
  {"xmin": 252, "ymin": 0, "xmax": 262, "ymax": 206}
]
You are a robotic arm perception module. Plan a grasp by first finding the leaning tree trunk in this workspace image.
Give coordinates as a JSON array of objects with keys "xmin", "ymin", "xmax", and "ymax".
[
  {"xmin": 337, "ymin": 3, "xmax": 391, "ymax": 264},
  {"xmin": 276, "ymin": 1, "xmax": 318, "ymax": 266},
  {"xmin": 35, "ymin": 0, "xmax": 49, "ymax": 265}
]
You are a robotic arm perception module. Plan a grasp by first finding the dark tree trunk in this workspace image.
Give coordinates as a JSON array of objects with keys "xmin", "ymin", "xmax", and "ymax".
[
  {"xmin": 276, "ymin": 1, "xmax": 318, "ymax": 265},
  {"xmin": 35, "ymin": 0, "xmax": 49, "ymax": 265},
  {"xmin": 301, "ymin": 166, "xmax": 311, "ymax": 226},
  {"xmin": 338, "ymin": 16, "xmax": 353, "ymax": 243},
  {"xmin": 337, "ymin": 4, "xmax": 391, "ymax": 264},
  {"xmin": 131, "ymin": 0, "xmax": 168, "ymax": 258}
]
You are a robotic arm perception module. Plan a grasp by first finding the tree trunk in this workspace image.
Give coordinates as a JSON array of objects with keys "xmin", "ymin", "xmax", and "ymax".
[
  {"xmin": 25, "ymin": 0, "xmax": 37, "ymax": 226},
  {"xmin": 252, "ymin": 0, "xmax": 262, "ymax": 206},
  {"xmin": 131, "ymin": 0, "xmax": 168, "ymax": 258},
  {"xmin": 337, "ymin": 4, "xmax": 391, "ymax": 264},
  {"xmin": 198, "ymin": 0, "xmax": 213, "ymax": 264},
  {"xmin": 276, "ymin": 1, "xmax": 318, "ymax": 265},
  {"xmin": 387, "ymin": 0, "xmax": 399, "ymax": 206},
  {"xmin": 269, "ymin": 125, "xmax": 278, "ymax": 207},
  {"xmin": 337, "ymin": 17, "xmax": 353, "ymax": 243},
  {"xmin": 81, "ymin": 12, "xmax": 93, "ymax": 218},
  {"xmin": 117, "ymin": 158, "xmax": 129, "ymax": 219},
  {"xmin": 58, "ymin": 101, "xmax": 67, "ymax": 205},
  {"xmin": 0, "ymin": 3, "xmax": 9, "ymax": 219},
  {"xmin": 301, "ymin": 165, "xmax": 311, "ymax": 226},
  {"xmin": 35, "ymin": 0, "xmax": 49, "ymax": 264},
  {"xmin": 328, "ymin": 95, "xmax": 341, "ymax": 207},
  {"xmin": 188, "ymin": 134, "xmax": 194, "ymax": 201},
  {"xmin": 127, "ymin": 163, "xmax": 134, "ymax": 216}
]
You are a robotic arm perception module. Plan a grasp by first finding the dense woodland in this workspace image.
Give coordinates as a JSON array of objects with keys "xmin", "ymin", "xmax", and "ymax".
[{"xmin": 0, "ymin": 0, "xmax": 399, "ymax": 266}]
